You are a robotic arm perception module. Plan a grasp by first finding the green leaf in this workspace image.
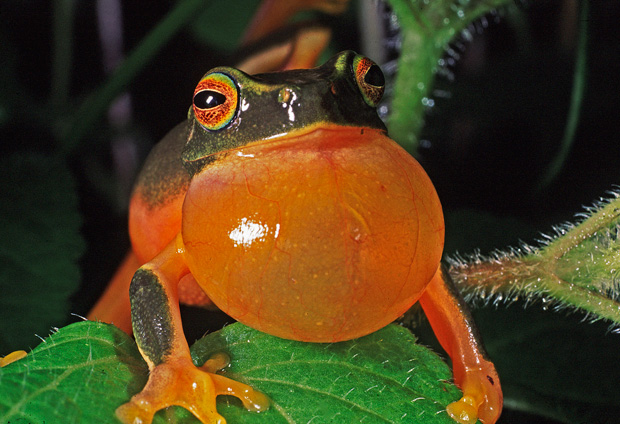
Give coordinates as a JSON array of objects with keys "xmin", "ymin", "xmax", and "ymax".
[
  {"xmin": 0, "ymin": 154, "xmax": 85, "ymax": 353},
  {"xmin": 192, "ymin": 323, "xmax": 467, "ymax": 424},
  {"xmin": 0, "ymin": 321, "xmax": 146, "ymax": 423},
  {"xmin": 1, "ymin": 321, "xmax": 471, "ymax": 424}
]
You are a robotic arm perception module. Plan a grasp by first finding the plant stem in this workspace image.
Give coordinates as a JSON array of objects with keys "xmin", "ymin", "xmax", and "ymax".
[
  {"xmin": 386, "ymin": 0, "xmax": 516, "ymax": 154},
  {"xmin": 449, "ymin": 193, "xmax": 620, "ymax": 328}
]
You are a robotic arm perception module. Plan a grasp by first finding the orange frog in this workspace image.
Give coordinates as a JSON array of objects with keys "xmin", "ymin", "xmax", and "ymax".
[{"xmin": 89, "ymin": 51, "xmax": 502, "ymax": 424}]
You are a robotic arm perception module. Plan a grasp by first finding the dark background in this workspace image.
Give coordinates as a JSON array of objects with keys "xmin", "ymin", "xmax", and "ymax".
[{"xmin": 1, "ymin": 1, "xmax": 619, "ymax": 423}]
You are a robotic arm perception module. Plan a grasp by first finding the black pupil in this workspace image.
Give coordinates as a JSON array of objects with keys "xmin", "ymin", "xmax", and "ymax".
[
  {"xmin": 194, "ymin": 90, "xmax": 226, "ymax": 109},
  {"xmin": 364, "ymin": 65, "xmax": 385, "ymax": 87}
]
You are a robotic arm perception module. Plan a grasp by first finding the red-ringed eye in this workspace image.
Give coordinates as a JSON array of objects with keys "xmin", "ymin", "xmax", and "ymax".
[
  {"xmin": 192, "ymin": 72, "xmax": 238, "ymax": 131},
  {"xmin": 352, "ymin": 55, "xmax": 385, "ymax": 108},
  {"xmin": 194, "ymin": 90, "xmax": 226, "ymax": 109}
]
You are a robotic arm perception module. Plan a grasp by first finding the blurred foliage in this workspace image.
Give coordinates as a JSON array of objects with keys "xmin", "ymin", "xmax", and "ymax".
[
  {"xmin": 0, "ymin": 154, "xmax": 84, "ymax": 351},
  {"xmin": 1, "ymin": 0, "xmax": 619, "ymax": 423}
]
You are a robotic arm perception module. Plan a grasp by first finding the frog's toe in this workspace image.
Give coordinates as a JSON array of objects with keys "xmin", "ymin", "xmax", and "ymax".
[
  {"xmin": 0, "ymin": 350, "xmax": 27, "ymax": 367},
  {"xmin": 116, "ymin": 356, "xmax": 268, "ymax": 424},
  {"xmin": 116, "ymin": 397, "xmax": 157, "ymax": 424},
  {"xmin": 446, "ymin": 395, "xmax": 478, "ymax": 424},
  {"xmin": 200, "ymin": 352, "xmax": 230, "ymax": 373},
  {"xmin": 447, "ymin": 364, "xmax": 502, "ymax": 424},
  {"xmin": 211, "ymin": 373, "xmax": 270, "ymax": 413}
]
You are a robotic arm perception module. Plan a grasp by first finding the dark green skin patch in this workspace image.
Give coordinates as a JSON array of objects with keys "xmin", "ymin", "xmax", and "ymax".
[
  {"xmin": 132, "ymin": 122, "xmax": 191, "ymax": 210},
  {"xmin": 129, "ymin": 268, "xmax": 175, "ymax": 366},
  {"xmin": 182, "ymin": 50, "xmax": 387, "ymax": 175}
]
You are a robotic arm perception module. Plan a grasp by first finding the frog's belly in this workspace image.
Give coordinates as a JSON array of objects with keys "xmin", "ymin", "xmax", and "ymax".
[{"xmin": 182, "ymin": 127, "xmax": 444, "ymax": 342}]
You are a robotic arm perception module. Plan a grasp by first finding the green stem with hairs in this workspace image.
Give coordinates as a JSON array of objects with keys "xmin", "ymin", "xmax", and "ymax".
[
  {"xmin": 449, "ymin": 194, "xmax": 620, "ymax": 327},
  {"xmin": 387, "ymin": 0, "xmax": 514, "ymax": 153}
]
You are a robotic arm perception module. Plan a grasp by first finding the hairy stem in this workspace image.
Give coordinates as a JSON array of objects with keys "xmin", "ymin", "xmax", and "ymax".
[
  {"xmin": 449, "ymin": 193, "xmax": 620, "ymax": 328},
  {"xmin": 386, "ymin": 0, "xmax": 513, "ymax": 153}
]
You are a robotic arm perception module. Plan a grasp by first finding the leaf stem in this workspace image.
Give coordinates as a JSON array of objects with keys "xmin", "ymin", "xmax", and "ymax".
[
  {"xmin": 542, "ymin": 194, "xmax": 620, "ymax": 261},
  {"xmin": 449, "ymin": 193, "xmax": 620, "ymax": 328}
]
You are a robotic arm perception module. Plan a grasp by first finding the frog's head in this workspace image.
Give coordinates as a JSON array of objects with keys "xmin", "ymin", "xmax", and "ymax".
[{"xmin": 182, "ymin": 50, "xmax": 387, "ymax": 175}]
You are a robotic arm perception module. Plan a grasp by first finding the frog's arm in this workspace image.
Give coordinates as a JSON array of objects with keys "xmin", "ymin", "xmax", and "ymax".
[
  {"xmin": 237, "ymin": 0, "xmax": 350, "ymax": 74},
  {"xmin": 242, "ymin": 0, "xmax": 350, "ymax": 45},
  {"xmin": 116, "ymin": 234, "xmax": 268, "ymax": 424},
  {"xmin": 88, "ymin": 122, "xmax": 212, "ymax": 334},
  {"xmin": 419, "ymin": 266, "xmax": 503, "ymax": 424},
  {"xmin": 236, "ymin": 24, "xmax": 331, "ymax": 74}
]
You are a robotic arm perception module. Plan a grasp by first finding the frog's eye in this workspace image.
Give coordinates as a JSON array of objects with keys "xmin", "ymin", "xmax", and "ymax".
[
  {"xmin": 192, "ymin": 72, "xmax": 238, "ymax": 131},
  {"xmin": 352, "ymin": 55, "xmax": 385, "ymax": 108}
]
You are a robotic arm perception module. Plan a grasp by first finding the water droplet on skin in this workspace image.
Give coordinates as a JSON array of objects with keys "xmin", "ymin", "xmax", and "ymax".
[{"xmin": 229, "ymin": 217, "xmax": 269, "ymax": 247}]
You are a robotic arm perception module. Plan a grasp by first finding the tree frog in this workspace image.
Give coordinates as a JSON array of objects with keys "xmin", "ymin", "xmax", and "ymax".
[{"xmin": 92, "ymin": 51, "xmax": 502, "ymax": 424}]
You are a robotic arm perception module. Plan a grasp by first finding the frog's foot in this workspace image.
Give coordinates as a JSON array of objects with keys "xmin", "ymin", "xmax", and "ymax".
[
  {"xmin": 200, "ymin": 352, "xmax": 231, "ymax": 373},
  {"xmin": 0, "ymin": 350, "xmax": 27, "ymax": 367},
  {"xmin": 446, "ymin": 364, "xmax": 502, "ymax": 424},
  {"xmin": 116, "ymin": 355, "xmax": 269, "ymax": 424}
]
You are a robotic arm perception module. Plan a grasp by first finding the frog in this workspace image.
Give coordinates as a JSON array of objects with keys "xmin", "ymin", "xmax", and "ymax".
[{"xmin": 90, "ymin": 50, "xmax": 502, "ymax": 424}]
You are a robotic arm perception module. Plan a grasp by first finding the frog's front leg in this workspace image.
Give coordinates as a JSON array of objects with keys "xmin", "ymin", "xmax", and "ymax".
[
  {"xmin": 237, "ymin": 0, "xmax": 351, "ymax": 74},
  {"xmin": 418, "ymin": 266, "xmax": 503, "ymax": 424},
  {"xmin": 116, "ymin": 234, "xmax": 269, "ymax": 424}
]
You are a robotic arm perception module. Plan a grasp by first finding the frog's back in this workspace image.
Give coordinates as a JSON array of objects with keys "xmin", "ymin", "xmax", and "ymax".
[{"xmin": 129, "ymin": 122, "xmax": 191, "ymax": 262}]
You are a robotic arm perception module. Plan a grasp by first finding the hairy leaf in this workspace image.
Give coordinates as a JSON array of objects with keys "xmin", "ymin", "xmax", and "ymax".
[
  {"xmin": 0, "ymin": 321, "xmax": 146, "ymax": 423},
  {"xmin": 192, "ymin": 323, "xmax": 467, "ymax": 424},
  {"xmin": 0, "ymin": 321, "xmax": 471, "ymax": 424}
]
